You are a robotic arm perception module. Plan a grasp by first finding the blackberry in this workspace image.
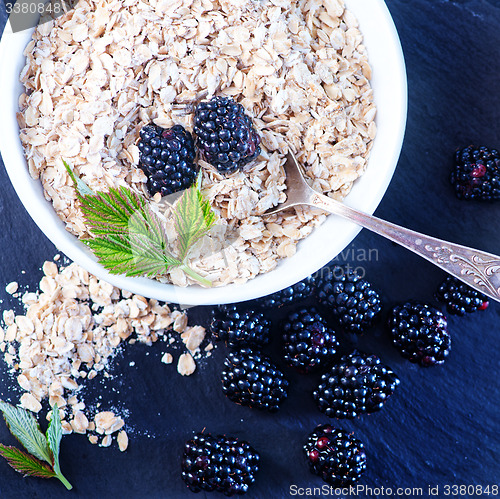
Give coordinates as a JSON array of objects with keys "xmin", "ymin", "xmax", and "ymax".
[
  {"xmin": 181, "ymin": 432, "xmax": 260, "ymax": 495},
  {"xmin": 317, "ymin": 267, "xmax": 382, "ymax": 333},
  {"xmin": 255, "ymin": 276, "xmax": 315, "ymax": 309},
  {"xmin": 388, "ymin": 302, "xmax": 451, "ymax": 367},
  {"xmin": 193, "ymin": 96, "xmax": 261, "ymax": 174},
  {"xmin": 313, "ymin": 350, "xmax": 399, "ymax": 419},
  {"xmin": 210, "ymin": 305, "xmax": 271, "ymax": 348},
  {"xmin": 436, "ymin": 276, "xmax": 489, "ymax": 316},
  {"xmin": 303, "ymin": 425, "xmax": 366, "ymax": 486},
  {"xmin": 138, "ymin": 123, "xmax": 197, "ymax": 196},
  {"xmin": 282, "ymin": 307, "xmax": 338, "ymax": 373},
  {"xmin": 221, "ymin": 348, "xmax": 289, "ymax": 412},
  {"xmin": 451, "ymin": 145, "xmax": 500, "ymax": 200}
]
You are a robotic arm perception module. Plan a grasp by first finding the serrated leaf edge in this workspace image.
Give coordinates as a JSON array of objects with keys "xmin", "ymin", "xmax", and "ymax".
[
  {"xmin": 0, "ymin": 401, "xmax": 52, "ymax": 465},
  {"xmin": 65, "ymin": 160, "xmax": 215, "ymax": 286},
  {"xmin": 46, "ymin": 405, "xmax": 62, "ymax": 474},
  {"xmin": 0, "ymin": 444, "xmax": 56, "ymax": 479},
  {"xmin": 174, "ymin": 181, "xmax": 217, "ymax": 261}
]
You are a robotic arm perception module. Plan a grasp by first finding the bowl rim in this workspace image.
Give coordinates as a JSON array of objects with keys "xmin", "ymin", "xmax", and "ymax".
[{"xmin": 0, "ymin": 0, "xmax": 407, "ymax": 306}]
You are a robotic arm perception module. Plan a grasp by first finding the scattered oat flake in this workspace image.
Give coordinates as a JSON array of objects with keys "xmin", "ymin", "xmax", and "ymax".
[
  {"xmin": 5, "ymin": 282, "xmax": 18, "ymax": 295},
  {"xmin": 177, "ymin": 352, "xmax": 196, "ymax": 376},
  {"xmin": 20, "ymin": 393, "xmax": 42, "ymax": 413},
  {"xmin": 94, "ymin": 411, "xmax": 118, "ymax": 432},
  {"xmin": 117, "ymin": 430, "xmax": 129, "ymax": 452},
  {"xmin": 161, "ymin": 352, "xmax": 173, "ymax": 364},
  {"xmin": 100, "ymin": 435, "xmax": 112, "ymax": 447}
]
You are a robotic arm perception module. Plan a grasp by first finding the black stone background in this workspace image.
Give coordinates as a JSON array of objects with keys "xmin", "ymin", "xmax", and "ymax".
[{"xmin": 0, "ymin": 1, "xmax": 499, "ymax": 498}]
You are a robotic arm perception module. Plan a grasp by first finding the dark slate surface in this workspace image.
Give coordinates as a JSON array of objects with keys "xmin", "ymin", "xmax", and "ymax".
[{"xmin": 0, "ymin": 1, "xmax": 499, "ymax": 498}]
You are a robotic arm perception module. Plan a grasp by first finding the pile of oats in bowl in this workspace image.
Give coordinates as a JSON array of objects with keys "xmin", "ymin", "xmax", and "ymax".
[{"xmin": 17, "ymin": 0, "xmax": 376, "ymax": 287}]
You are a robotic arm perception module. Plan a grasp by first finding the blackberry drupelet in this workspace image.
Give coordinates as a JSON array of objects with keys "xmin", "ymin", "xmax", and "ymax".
[
  {"xmin": 313, "ymin": 350, "xmax": 399, "ymax": 419},
  {"xmin": 138, "ymin": 123, "xmax": 197, "ymax": 196},
  {"xmin": 303, "ymin": 425, "xmax": 366, "ymax": 486},
  {"xmin": 210, "ymin": 305, "xmax": 271, "ymax": 348},
  {"xmin": 317, "ymin": 267, "xmax": 382, "ymax": 333},
  {"xmin": 181, "ymin": 432, "xmax": 260, "ymax": 495},
  {"xmin": 451, "ymin": 145, "xmax": 500, "ymax": 200},
  {"xmin": 193, "ymin": 96, "xmax": 261, "ymax": 174},
  {"xmin": 282, "ymin": 307, "xmax": 338, "ymax": 373},
  {"xmin": 256, "ymin": 276, "xmax": 316, "ymax": 309},
  {"xmin": 221, "ymin": 348, "xmax": 289, "ymax": 412},
  {"xmin": 436, "ymin": 276, "xmax": 489, "ymax": 316},
  {"xmin": 388, "ymin": 302, "xmax": 451, "ymax": 367}
]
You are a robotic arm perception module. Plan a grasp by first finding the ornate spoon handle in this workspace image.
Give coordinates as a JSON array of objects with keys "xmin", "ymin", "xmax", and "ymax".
[{"xmin": 308, "ymin": 192, "xmax": 500, "ymax": 302}]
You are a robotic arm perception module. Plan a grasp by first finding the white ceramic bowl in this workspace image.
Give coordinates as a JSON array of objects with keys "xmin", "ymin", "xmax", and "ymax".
[{"xmin": 0, "ymin": 0, "xmax": 407, "ymax": 305}]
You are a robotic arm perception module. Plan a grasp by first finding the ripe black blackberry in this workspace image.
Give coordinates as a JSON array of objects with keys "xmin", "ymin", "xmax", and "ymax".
[
  {"xmin": 193, "ymin": 96, "xmax": 261, "ymax": 174},
  {"xmin": 436, "ymin": 276, "xmax": 489, "ymax": 316},
  {"xmin": 317, "ymin": 267, "xmax": 382, "ymax": 333},
  {"xmin": 451, "ymin": 145, "xmax": 500, "ymax": 200},
  {"xmin": 313, "ymin": 350, "xmax": 399, "ymax": 419},
  {"xmin": 387, "ymin": 302, "xmax": 451, "ymax": 367},
  {"xmin": 303, "ymin": 425, "xmax": 366, "ymax": 486},
  {"xmin": 221, "ymin": 348, "xmax": 288, "ymax": 412},
  {"xmin": 181, "ymin": 432, "xmax": 260, "ymax": 495},
  {"xmin": 138, "ymin": 123, "xmax": 197, "ymax": 196},
  {"xmin": 256, "ymin": 276, "xmax": 315, "ymax": 309},
  {"xmin": 210, "ymin": 305, "xmax": 271, "ymax": 348},
  {"xmin": 282, "ymin": 307, "xmax": 338, "ymax": 373}
]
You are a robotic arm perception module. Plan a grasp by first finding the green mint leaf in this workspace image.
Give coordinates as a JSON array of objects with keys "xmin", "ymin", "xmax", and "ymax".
[
  {"xmin": 0, "ymin": 401, "xmax": 52, "ymax": 465},
  {"xmin": 174, "ymin": 181, "xmax": 217, "ymax": 261},
  {"xmin": 63, "ymin": 160, "xmax": 95, "ymax": 197},
  {"xmin": 46, "ymin": 405, "xmax": 72, "ymax": 490},
  {"xmin": 0, "ymin": 445, "xmax": 56, "ymax": 479}
]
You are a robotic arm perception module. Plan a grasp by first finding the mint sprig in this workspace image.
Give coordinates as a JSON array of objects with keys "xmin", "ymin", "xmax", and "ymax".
[
  {"xmin": 64, "ymin": 161, "xmax": 216, "ymax": 287},
  {"xmin": 0, "ymin": 401, "xmax": 72, "ymax": 490}
]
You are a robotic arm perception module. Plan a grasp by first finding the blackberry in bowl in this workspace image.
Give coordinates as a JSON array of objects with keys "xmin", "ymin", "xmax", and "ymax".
[
  {"xmin": 138, "ymin": 123, "xmax": 197, "ymax": 196},
  {"xmin": 193, "ymin": 96, "xmax": 261, "ymax": 174}
]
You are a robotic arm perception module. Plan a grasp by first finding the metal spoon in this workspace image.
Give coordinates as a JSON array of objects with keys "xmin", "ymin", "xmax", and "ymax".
[{"xmin": 265, "ymin": 151, "xmax": 500, "ymax": 303}]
